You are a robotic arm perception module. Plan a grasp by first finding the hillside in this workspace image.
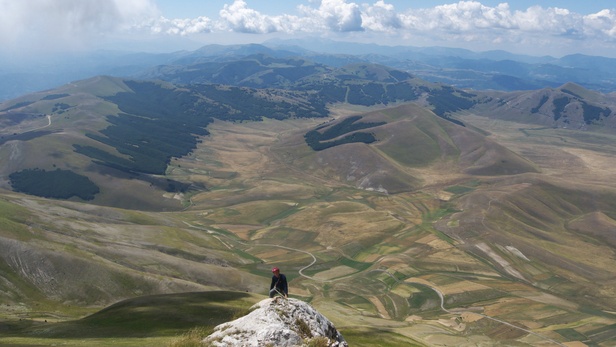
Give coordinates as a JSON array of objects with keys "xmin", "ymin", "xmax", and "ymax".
[
  {"xmin": 4, "ymin": 69, "xmax": 613, "ymax": 207},
  {"xmin": 140, "ymin": 51, "xmax": 616, "ymax": 131},
  {"xmin": 0, "ymin": 76, "xmax": 328, "ymax": 209},
  {"xmin": 5, "ymin": 41, "xmax": 616, "ymax": 103},
  {"xmin": 0, "ymin": 291, "xmax": 261, "ymax": 345},
  {"xmin": 287, "ymin": 104, "xmax": 537, "ymax": 194},
  {"xmin": 267, "ymin": 39, "xmax": 616, "ymax": 93},
  {"xmin": 1, "ymin": 59, "xmax": 616, "ymax": 346},
  {"xmin": 1, "ymin": 69, "xmax": 558, "ymax": 206},
  {"xmin": 469, "ymin": 82, "xmax": 616, "ymax": 131}
]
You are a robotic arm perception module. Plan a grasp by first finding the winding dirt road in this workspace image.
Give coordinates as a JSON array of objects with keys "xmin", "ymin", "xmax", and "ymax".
[
  {"xmin": 407, "ymin": 277, "xmax": 567, "ymax": 347},
  {"xmin": 182, "ymin": 221, "xmax": 317, "ymax": 280},
  {"xmin": 27, "ymin": 115, "xmax": 52, "ymax": 132},
  {"xmin": 183, "ymin": 221, "xmax": 567, "ymax": 346}
]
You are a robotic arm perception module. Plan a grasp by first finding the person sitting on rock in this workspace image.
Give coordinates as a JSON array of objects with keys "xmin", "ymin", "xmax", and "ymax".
[{"xmin": 269, "ymin": 267, "xmax": 288, "ymax": 298}]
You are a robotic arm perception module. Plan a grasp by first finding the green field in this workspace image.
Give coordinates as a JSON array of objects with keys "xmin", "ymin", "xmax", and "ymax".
[{"xmin": 1, "ymin": 101, "xmax": 616, "ymax": 346}]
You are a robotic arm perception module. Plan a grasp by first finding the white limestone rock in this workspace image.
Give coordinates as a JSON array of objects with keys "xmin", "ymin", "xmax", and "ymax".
[{"xmin": 204, "ymin": 297, "xmax": 348, "ymax": 347}]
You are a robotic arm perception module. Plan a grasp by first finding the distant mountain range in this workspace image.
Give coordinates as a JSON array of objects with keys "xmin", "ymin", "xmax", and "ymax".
[
  {"xmin": 3, "ymin": 39, "xmax": 616, "ymax": 101},
  {"xmin": 3, "ymin": 42, "xmax": 616, "ymax": 347},
  {"xmin": 265, "ymin": 39, "xmax": 616, "ymax": 92},
  {"xmin": 137, "ymin": 50, "xmax": 616, "ymax": 132},
  {"xmin": 2, "ymin": 52, "xmax": 615, "ymax": 206}
]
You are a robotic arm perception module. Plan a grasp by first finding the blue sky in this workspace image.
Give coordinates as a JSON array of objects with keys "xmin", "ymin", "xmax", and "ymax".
[
  {"xmin": 156, "ymin": 1, "xmax": 616, "ymax": 18},
  {"xmin": 145, "ymin": 0, "xmax": 616, "ymax": 57},
  {"xmin": 2, "ymin": 1, "xmax": 616, "ymax": 58}
]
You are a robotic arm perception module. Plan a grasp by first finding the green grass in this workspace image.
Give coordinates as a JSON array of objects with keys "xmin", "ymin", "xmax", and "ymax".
[
  {"xmin": 339, "ymin": 257, "xmax": 372, "ymax": 271},
  {"xmin": 261, "ymin": 205, "xmax": 301, "ymax": 225},
  {"xmin": 0, "ymin": 214, "xmax": 32, "ymax": 239},
  {"xmin": 424, "ymin": 204, "xmax": 460, "ymax": 222},
  {"xmin": 555, "ymin": 328, "xmax": 589, "ymax": 342},
  {"xmin": 122, "ymin": 210, "xmax": 171, "ymax": 226},
  {"xmin": 207, "ymin": 201, "xmax": 299, "ymax": 225},
  {"xmin": 0, "ymin": 291, "xmax": 261, "ymax": 347},
  {"xmin": 341, "ymin": 327, "xmax": 425, "ymax": 347},
  {"xmin": 586, "ymin": 323, "xmax": 616, "ymax": 344},
  {"xmin": 406, "ymin": 284, "xmax": 441, "ymax": 312},
  {"xmin": 72, "ymin": 76, "xmax": 132, "ymax": 97},
  {"xmin": 0, "ymin": 198, "xmax": 35, "ymax": 239},
  {"xmin": 334, "ymin": 291, "xmax": 376, "ymax": 313},
  {"xmin": 446, "ymin": 289, "xmax": 506, "ymax": 307},
  {"xmin": 233, "ymin": 248, "xmax": 263, "ymax": 263},
  {"xmin": 444, "ymin": 185, "xmax": 475, "ymax": 195},
  {"xmin": 5, "ymin": 97, "xmax": 616, "ymax": 346},
  {"xmin": 391, "ymin": 293, "xmax": 411, "ymax": 319},
  {"xmin": 0, "ymin": 336, "xmax": 177, "ymax": 347},
  {"xmin": 168, "ymin": 326, "xmax": 214, "ymax": 347},
  {"xmin": 375, "ymin": 113, "xmax": 454, "ymax": 167},
  {"xmin": 0, "ymin": 258, "xmax": 56, "ymax": 307}
]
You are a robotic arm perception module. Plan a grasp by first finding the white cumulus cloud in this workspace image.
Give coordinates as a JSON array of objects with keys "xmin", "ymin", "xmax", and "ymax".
[
  {"xmin": 584, "ymin": 9, "xmax": 616, "ymax": 38},
  {"xmin": 170, "ymin": 1, "xmax": 616, "ymax": 52},
  {"xmin": 154, "ymin": 16, "xmax": 213, "ymax": 36},
  {"xmin": 219, "ymin": 0, "xmax": 281, "ymax": 33},
  {"xmin": 2, "ymin": 1, "xmax": 616, "ymax": 56},
  {"xmin": 299, "ymin": 0, "xmax": 364, "ymax": 32},
  {"xmin": 361, "ymin": 1, "xmax": 401, "ymax": 32},
  {"xmin": 0, "ymin": 0, "xmax": 158, "ymax": 51}
]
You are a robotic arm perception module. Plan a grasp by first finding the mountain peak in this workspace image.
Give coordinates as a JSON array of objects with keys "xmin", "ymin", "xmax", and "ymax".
[{"xmin": 203, "ymin": 297, "xmax": 348, "ymax": 347}]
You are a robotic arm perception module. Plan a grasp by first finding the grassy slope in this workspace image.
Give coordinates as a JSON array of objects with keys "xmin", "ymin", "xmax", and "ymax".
[
  {"xmin": 169, "ymin": 108, "xmax": 615, "ymax": 346},
  {"xmin": 287, "ymin": 103, "xmax": 537, "ymax": 195},
  {"xmin": 1, "ymin": 102, "xmax": 616, "ymax": 346},
  {"xmin": 0, "ymin": 291, "xmax": 260, "ymax": 346},
  {"xmin": 0, "ymin": 76, "xmax": 188, "ymax": 211},
  {"xmin": 0, "ymin": 193, "xmax": 269, "ymax": 308},
  {"xmin": 0, "ymin": 290, "xmax": 424, "ymax": 347}
]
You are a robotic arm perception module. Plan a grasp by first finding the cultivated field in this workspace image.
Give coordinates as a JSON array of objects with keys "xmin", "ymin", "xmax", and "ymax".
[
  {"xmin": 1, "ymin": 103, "xmax": 616, "ymax": 346},
  {"xmin": 165, "ymin": 106, "xmax": 616, "ymax": 346}
]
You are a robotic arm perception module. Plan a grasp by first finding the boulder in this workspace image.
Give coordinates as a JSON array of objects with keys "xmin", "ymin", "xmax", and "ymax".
[{"xmin": 204, "ymin": 297, "xmax": 348, "ymax": 347}]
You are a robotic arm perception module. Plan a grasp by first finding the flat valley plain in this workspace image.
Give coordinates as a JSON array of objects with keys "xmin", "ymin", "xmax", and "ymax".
[{"xmin": 1, "ymin": 102, "xmax": 616, "ymax": 346}]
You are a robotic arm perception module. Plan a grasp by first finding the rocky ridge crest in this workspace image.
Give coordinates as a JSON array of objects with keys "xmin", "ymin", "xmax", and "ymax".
[{"xmin": 203, "ymin": 297, "xmax": 348, "ymax": 347}]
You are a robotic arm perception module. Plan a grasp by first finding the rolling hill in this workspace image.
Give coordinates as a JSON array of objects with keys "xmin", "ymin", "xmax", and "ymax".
[
  {"xmin": 5, "ymin": 40, "xmax": 616, "ymax": 103},
  {"xmin": 267, "ymin": 39, "xmax": 616, "ymax": 93},
  {"xmin": 1, "ymin": 53, "xmax": 616, "ymax": 346},
  {"xmin": 0, "ymin": 76, "xmax": 328, "ymax": 209},
  {"xmin": 140, "ymin": 50, "xmax": 616, "ymax": 131},
  {"xmin": 468, "ymin": 82, "xmax": 616, "ymax": 131},
  {"xmin": 287, "ymin": 103, "xmax": 538, "ymax": 195}
]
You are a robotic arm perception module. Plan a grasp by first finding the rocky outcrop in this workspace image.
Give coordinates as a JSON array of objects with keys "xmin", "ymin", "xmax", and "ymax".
[{"xmin": 203, "ymin": 297, "xmax": 348, "ymax": 347}]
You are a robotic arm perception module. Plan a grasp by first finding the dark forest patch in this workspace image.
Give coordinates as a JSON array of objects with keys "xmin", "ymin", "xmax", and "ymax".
[
  {"xmin": 9, "ymin": 168, "xmax": 99, "ymax": 200},
  {"xmin": 77, "ymin": 81, "xmax": 328, "ymax": 175},
  {"xmin": 305, "ymin": 115, "xmax": 385, "ymax": 151}
]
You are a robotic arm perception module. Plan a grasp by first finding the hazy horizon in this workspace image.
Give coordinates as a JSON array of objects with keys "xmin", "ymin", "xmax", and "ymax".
[{"xmin": 2, "ymin": 0, "xmax": 616, "ymax": 61}]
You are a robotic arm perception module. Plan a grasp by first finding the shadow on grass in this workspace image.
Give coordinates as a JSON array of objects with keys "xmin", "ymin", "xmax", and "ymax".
[
  {"xmin": 0, "ymin": 130, "xmax": 54, "ymax": 146},
  {"xmin": 7, "ymin": 291, "xmax": 260, "ymax": 340},
  {"xmin": 342, "ymin": 327, "xmax": 425, "ymax": 347}
]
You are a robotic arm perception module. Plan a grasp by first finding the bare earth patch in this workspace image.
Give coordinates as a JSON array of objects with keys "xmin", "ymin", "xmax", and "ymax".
[
  {"xmin": 313, "ymin": 266, "xmax": 357, "ymax": 280},
  {"xmin": 369, "ymin": 296, "xmax": 391, "ymax": 319}
]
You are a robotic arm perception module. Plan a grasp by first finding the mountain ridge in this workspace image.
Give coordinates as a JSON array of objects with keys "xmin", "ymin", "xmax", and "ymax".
[
  {"xmin": 134, "ymin": 50, "xmax": 616, "ymax": 131},
  {"xmin": 4, "ymin": 40, "xmax": 616, "ymax": 101},
  {"xmin": 2, "ymin": 66, "xmax": 616, "ymax": 206},
  {"xmin": 1, "ymin": 44, "xmax": 616, "ymax": 347}
]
